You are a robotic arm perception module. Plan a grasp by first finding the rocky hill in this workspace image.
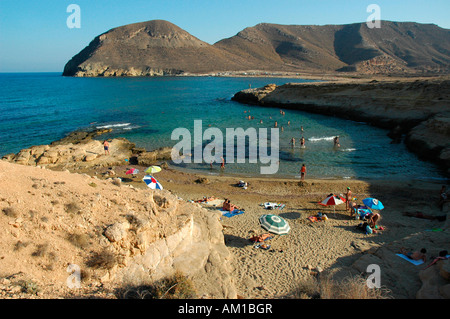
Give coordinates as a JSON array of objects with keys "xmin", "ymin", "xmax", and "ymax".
[
  {"xmin": 63, "ymin": 20, "xmax": 450, "ymax": 77},
  {"xmin": 63, "ymin": 20, "xmax": 251, "ymax": 77},
  {"xmin": 0, "ymin": 158, "xmax": 236, "ymax": 298}
]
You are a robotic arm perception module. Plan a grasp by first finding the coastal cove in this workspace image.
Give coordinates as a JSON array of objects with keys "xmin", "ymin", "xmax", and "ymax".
[
  {"xmin": 1, "ymin": 74, "xmax": 450, "ymax": 300},
  {"xmin": 0, "ymin": 73, "xmax": 447, "ymax": 182}
]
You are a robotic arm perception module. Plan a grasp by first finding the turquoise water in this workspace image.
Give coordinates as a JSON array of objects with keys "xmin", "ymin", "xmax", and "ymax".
[{"xmin": 0, "ymin": 73, "xmax": 446, "ymax": 181}]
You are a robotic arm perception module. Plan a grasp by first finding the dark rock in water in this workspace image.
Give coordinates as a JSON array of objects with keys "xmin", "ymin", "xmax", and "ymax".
[{"xmin": 51, "ymin": 128, "xmax": 113, "ymax": 145}]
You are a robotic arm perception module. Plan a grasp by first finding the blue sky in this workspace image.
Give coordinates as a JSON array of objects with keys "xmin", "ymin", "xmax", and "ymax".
[{"xmin": 1, "ymin": 0, "xmax": 449, "ymax": 72}]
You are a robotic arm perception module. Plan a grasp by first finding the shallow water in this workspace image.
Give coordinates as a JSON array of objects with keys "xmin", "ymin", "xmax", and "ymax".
[{"xmin": 0, "ymin": 73, "xmax": 446, "ymax": 181}]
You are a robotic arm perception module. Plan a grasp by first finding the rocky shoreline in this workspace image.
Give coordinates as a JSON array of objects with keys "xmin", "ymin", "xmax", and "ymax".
[
  {"xmin": 232, "ymin": 77, "xmax": 450, "ymax": 175},
  {"xmin": 1, "ymin": 128, "xmax": 173, "ymax": 172}
]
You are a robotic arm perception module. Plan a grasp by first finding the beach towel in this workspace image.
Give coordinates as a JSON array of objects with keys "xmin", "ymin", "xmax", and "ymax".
[
  {"xmin": 396, "ymin": 254, "xmax": 425, "ymax": 265},
  {"xmin": 254, "ymin": 243, "xmax": 271, "ymax": 250},
  {"xmin": 220, "ymin": 209, "xmax": 245, "ymax": 218},
  {"xmin": 261, "ymin": 202, "xmax": 285, "ymax": 210}
]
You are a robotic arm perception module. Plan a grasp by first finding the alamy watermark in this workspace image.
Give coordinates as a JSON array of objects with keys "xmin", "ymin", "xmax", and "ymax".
[
  {"xmin": 66, "ymin": 263, "xmax": 81, "ymax": 289},
  {"xmin": 171, "ymin": 120, "xmax": 280, "ymax": 174},
  {"xmin": 366, "ymin": 264, "xmax": 381, "ymax": 288},
  {"xmin": 67, "ymin": 4, "xmax": 81, "ymax": 29},
  {"xmin": 366, "ymin": 4, "xmax": 381, "ymax": 29}
]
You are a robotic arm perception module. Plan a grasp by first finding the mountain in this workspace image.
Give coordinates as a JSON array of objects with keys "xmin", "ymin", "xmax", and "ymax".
[
  {"xmin": 63, "ymin": 20, "xmax": 251, "ymax": 76},
  {"xmin": 63, "ymin": 20, "xmax": 450, "ymax": 76}
]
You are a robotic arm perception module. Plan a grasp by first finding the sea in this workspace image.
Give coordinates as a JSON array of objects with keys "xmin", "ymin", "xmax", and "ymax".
[{"xmin": 0, "ymin": 72, "xmax": 447, "ymax": 182}]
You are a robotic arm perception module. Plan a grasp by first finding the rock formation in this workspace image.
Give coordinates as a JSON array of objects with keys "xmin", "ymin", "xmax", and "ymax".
[
  {"xmin": 63, "ymin": 20, "xmax": 450, "ymax": 77},
  {"xmin": 0, "ymin": 159, "xmax": 236, "ymax": 298},
  {"xmin": 1, "ymin": 129, "xmax": 174, "ymax": 171}
]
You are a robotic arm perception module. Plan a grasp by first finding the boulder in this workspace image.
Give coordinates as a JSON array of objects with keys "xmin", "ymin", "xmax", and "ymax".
[{"xmin": 104, "ymin": 222, "xmax": 130, "ymax": 242}]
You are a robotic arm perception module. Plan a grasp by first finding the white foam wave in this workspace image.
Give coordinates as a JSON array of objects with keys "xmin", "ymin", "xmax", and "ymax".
[
  {"xmin": 342, "ymin": 148, "xmax": 357, "ymax": 152},
  {"xmin": 307, "ymin": 136, "xmax": 335, "ymax": 142},
  {"xmin": 96, "ymin": 123, "xmax": 132, "ymax": 129}
]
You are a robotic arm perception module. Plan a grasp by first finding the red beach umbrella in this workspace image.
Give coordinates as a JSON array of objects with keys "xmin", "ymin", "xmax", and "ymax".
[{"xmin": 319, "ymin": 194, "xmax": 346, "ymax": 215}]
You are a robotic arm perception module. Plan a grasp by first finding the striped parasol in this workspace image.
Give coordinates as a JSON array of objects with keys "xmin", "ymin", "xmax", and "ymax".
[
  {"xmin": 143, "ymin": 175, "xmax": 163, "ymax": 190},
  {"xmin": 259, "ymin": 214, "xmax": 290, "ymax": 235},
  {"xmin": 319, "ymin": 194, "xmax": 346, "ymax": 214}
]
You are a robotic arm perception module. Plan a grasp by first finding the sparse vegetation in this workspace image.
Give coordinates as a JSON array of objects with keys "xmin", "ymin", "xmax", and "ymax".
[
  {"xmin": 117, "ymin": 271, "xmax": 196, "ymax": 299},
  {"xmin": 19, "ymin": 279, "xmax": 40, "ymax": 295},
  {"xmin": 291, "ymin": 275, "xmax": 391, "ymax": 299},
  {"xmin": 111, "ymin": 178, "xmax": 121, "ymax": 187},
  {"xmin": 65, "ymin": 201, "xmax": 81, "ymax": 215},
  {"xmin": 67, "ymin": 233, "xmax": 90, "ymax": 249},
  {"xmin": 31, "ymin": 243, "xmax": 49, "ymax": 257},
  {"xmin": 14, "ymin": 241, "xmax": 30, "ymax": 252},
  {"xmin": 86, "ymin": 250, "xmax": 118, "ymax": 270},
  {"xmin": 2, "ymin": 207, "xmax": 18, "ymax": 218}
]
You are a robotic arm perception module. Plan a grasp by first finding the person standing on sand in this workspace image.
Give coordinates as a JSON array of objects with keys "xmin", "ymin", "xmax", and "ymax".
[
  {"xmin": 221, "ymin": 157, "xmax": 225, "ymax": 170},
  {"xmin": 300, "ymin": 164, "xmax": 306, "ymax": 181},
  {"xmin": 103, "ymin": 140, "xmax": 110, "ymax": 155},
  {"xmin": 345, "ymin": 187, "xmax": 352, "ymax": 212}
]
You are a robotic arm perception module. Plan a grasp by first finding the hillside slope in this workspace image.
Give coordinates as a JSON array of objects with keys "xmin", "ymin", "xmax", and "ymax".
[{"xmin": 63, "ymin": 20, "xmax": 450, "ymax": 77}]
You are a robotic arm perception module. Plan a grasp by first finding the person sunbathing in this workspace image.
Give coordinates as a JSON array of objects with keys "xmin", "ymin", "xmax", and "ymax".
[
  {"xmin": 222, "ymin": 199, "xmax": 240, "ymax": 212},
  {"xmin": 399, "ymin": 247, "xmax": 427, "ymax": 262}
]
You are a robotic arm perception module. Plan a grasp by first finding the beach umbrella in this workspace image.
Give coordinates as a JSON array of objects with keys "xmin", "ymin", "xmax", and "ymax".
[
  {"xmin": 362, "ymin": 198, "xmax": 384, "ymax": 210},
  {"xmin": 125, "ymin": 168, "xmax": 139, "ymax": 175},
  {"xmin": 143, "ymin": 175, "xmax": 163, "ymax": 190},
  {"xmin": 145, "ymin": 166, "xmax": 161, "ymax": 174},
  {"xmin": 319, "ymin": 194, "xmax": 346, "ymax": 214},
  {"xmin": 259, "ymin": 214, "xmax": 290, "ymax": 235}
]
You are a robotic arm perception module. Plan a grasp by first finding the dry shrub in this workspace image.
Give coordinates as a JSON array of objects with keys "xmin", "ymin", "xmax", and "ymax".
[
  {"xmin": 65, "ymin": 202, "xmax": 81, "ymax": 214},
  {"xmin": 2, "ymin": 207, "xmax": 18, "ymax": 218},
  {"xmin": 292, "ymin": 274, "xmax": 391, "ymax": 299},
  {"xmin": 67, "ymin": 233, "xmax": 90, "ymax": 249},
  {"xmin": 14, "ymin": 241, "xmax": 30, "ymax": 252},
  {"xmin": 86, "ymin": 250, "xmax": 118, "ymax": 270},
  {"xmin": 32, "ymin": 243, "xmax": 49, "ymax": 257},
  {"xmin": 118, "ymin": 271, "xmax": 196, "ymax": 299},
  {"xmin": 111, "ymin": 178, "xmax": 121, "ymax": 187}
]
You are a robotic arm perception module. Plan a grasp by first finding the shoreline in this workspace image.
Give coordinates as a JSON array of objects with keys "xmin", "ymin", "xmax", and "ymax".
[
  {"xmin": 87, "ymin": 160, "xmax": 449, "ymax": 298},
  {"xmin": 1, "ymin": 128, "xmax": 449, "ymax": 298}
]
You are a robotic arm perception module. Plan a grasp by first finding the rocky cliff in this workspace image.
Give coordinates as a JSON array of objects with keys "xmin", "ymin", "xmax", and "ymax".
[
  {"xmin": 63, "ymin": 20, "xmax": 450, "ymax": 77},
  {"xmin": 232, "ymin": 78, "xmax": 450, "ymax": 173},
  {"xmin": 0, "ymin": 159, "xmax": 236, "ymax": 298}
]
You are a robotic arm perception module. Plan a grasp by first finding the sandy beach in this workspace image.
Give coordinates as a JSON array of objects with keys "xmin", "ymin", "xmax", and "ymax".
[{"xmin": 79, "ymin": 162, "xmax": 449, "ymax": 299}]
